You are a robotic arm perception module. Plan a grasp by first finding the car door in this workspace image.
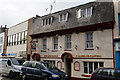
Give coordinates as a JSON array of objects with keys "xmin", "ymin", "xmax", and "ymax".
[
  {"xmin": 23, "ymin": 62, "xmax": 34, "ymax": 78},
  {"xmin": 33, "ymin": 62, "xmax": 43, "ymax": 78},
  {"xmin": 1, "ymin": 59, "xmax": 8, "ymax": 74},
  {"xmin": 93, "ymin": 69, "xmax": 103, "ymax": 80},
  {"xmin": 5, "ymin": 59, "xmax": 12, "ymax": 74}
]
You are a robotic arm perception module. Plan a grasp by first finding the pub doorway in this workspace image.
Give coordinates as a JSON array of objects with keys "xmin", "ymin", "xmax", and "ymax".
[{"xmin": 61, "ymin": 52, "xmax": 73, "ymax": 79}]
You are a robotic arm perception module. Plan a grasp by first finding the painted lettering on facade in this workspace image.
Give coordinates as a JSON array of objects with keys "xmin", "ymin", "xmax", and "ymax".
[
  {"xmin": 44, "ymin": 55, "xmax": 58, "ymax": 58},
  {"xmin": 76, "ymin": 55, "xmax": 102, "ymax": 58}
]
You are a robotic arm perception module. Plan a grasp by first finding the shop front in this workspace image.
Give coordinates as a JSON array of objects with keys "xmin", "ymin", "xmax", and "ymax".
[{"xmin": 114, "ymin": 40, "xmax": 120, "ymax": 68}]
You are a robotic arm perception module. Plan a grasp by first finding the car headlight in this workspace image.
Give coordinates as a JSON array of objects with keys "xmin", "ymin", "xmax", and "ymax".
[
  {"xmin": 65, "ymin": 74, "xmax": 68, "ymax": 77},
  {"xmin": 52, "ymin": 75, "xmax": 59, "ymax": 78}
]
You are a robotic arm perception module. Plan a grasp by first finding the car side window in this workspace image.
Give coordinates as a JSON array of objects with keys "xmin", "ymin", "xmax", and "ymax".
[
  {"xmin": 102, "ymin": 69, "xmax": 115, "ymax": 77},
  {"xmin": 7, "ymin": 60, "xmax": 11, "ymax": 66},
  {"xmin": 23, "ymin": 62, "xmax": 27, "ymax": 67},
  {"xmin": 35, "ymin": 63, "xmax": 40, "ymax": 69},
  {"xmin": 40, "ymin": 64, "xmax": 46, "ymax": 70},
  {"xmin": 97, "ymin": 69, "xmax": 102, "ymax": 75},
  {"xmin": 23, "ymin": 62, "xmax": 32, "ymax": 68},
  {"xmin": 31, "ymin": 62, "xmax": 36, "ymax": 68}
]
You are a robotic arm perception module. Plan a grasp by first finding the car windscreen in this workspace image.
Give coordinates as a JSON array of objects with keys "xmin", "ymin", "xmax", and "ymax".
[
  {"xmin": 42, "ymin": 62, "xmax": 58, "ymax": 70},
  {"xmin": 11, "ymin": 58, "xmax": 20, "ymax": 65},
  {"xmin": 17, "ymin": 59, "xmax": 25, "ymax": 65},
  {"xmin": 11, "ymin": 58, "xmax": 25, "ymax": 65}
]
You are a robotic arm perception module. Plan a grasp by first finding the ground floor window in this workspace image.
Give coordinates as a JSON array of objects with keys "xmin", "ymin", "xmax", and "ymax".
[
  {"xmin": 44, "ymin": 60, "xmax": 55, "ymax": 66},
  {"xmin": 83, "ymin": 62, "xmax": 104, "ymax": 74}
]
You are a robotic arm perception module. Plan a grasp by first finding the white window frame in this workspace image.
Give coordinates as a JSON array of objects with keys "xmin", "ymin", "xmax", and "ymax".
[
  {"xmin": 65, "ymin": 35, "xmax": 72, "ymax": 49},
  {"xmin": 77, "ymin": 7, "xmax": 93, "ymax": 18},
  {"xmin": 42, "ymin": 17, "xmax": 54, "ymax": 26},
  {"xmin": 76, "ymin": 9, "xmax": 81, "ymax": 18},
  {"xmin": 43, "ymin": 38, "xmax": 47, "ymax": 50},
  {"xmin": 53, "ymin": 36, "xmax": 58, "ymax": 50},
  {"xmin": 86, "ymin": 32, "xmax": 93, "ymax": 49},
  {"xmin": 0, "ymin": 37, "xmax": 3, "ymax": 44},
  {"xmin": 59, "ymin": 13, "xmax": 69, "ymax": 22},
  {"xmin": 0, "ymin": 45, "xmax": 2, "ymax": 53},
  {"xmin": 83, "ymin": 62, "xmax": 104, "ymax": 74}
]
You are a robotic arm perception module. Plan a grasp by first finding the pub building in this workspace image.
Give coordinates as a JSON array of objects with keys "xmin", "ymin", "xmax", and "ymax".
[{"xmin": 29, "ymin": 2, "xmax": 115, "ymax": 80}]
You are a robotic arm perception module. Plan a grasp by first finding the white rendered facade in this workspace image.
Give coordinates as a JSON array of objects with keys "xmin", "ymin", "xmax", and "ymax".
[{"xmin": 6, "ymin": 20, "xmax": 28, "ymax": 57}]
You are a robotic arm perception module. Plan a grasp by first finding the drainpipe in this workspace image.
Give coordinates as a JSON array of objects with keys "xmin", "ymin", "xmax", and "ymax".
[{"xmin": 112, "ymin": 26, "xmax": 115, "ymax": 68}]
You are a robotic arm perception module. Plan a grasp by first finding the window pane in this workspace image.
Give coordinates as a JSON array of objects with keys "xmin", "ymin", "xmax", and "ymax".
[
  {"xmin": 86, "ymin": 32, "xmax": 93, "ymax": 48},
  {"xmin": 81, "ymin": 9, "xmax": 86, "ymax": 17},
  {"xmin": 99, "ymin": 62, "xmax": 104, "ymax": 67},
  {"xmin": 89, "ymin": 62, "xmax": 93, "ymax": 74},
  {"xmin": 43, "ymin": 38, "xmax": 47, "ymax": 50},
  {"xmin": 87, "ymin": 7, "xmax": 91, "ymax": 16},
  {"xmin": 66, "ymin": 35, "xmax": 71, "ymax": 49},
  {"xmin": 84, "ymin": 62, "xmax": 88, "ymax": 73},
  {"xmin": 0, "ymin": 37, "xmax": 3, "ymax": 44},
  {"xmin": 0, "ymin": 45, "xmax": 2, "ymax": 53},
  {"xmin": 94, "ymin": 62, "xmax": 98, "ymax": 70}
]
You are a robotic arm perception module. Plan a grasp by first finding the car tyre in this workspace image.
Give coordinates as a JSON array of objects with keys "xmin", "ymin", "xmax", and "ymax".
[
  {"xmin": 22, "ymin": 74, "xmax": 26, "ymax": 80},
  {"xmin": 43, "ymin": 77, "xmax": 48, "ymax": 80},
  {"xmin": 9, "ymin": 71, "xmax": 14, "ymax": 78}
]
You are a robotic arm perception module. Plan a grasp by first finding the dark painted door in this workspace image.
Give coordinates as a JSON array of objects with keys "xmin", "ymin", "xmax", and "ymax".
[{"xmin": 116, "ymin": 52, "xmax": 120, "ymax": 68}]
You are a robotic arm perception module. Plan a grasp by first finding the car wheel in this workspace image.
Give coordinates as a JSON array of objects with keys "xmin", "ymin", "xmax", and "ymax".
[
  {"xmin": 9, "ymin": 71, "xmax": 14, "ymax": 78},
  {"xmin": 22, "ymin": 74, "xmax": 26, "ymax": 80},
  {"xmin": 43, "ymin": 77, "xmax": 48, "ymax": 80}
]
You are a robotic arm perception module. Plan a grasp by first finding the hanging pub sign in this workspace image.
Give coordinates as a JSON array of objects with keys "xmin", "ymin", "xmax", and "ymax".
[{"xmin": 31, "ymin": 43, "xmax": 36, "ymax": 51}]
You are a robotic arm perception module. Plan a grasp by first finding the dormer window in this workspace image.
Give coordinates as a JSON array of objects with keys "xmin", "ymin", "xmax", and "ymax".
[
  {"xmin": 76, "ymin": 7, "xmax": 93, "ymax": 18},
  {"xmin": 42, "ymin": 17, "xmax": 53, "ymax": 26},
  {"xmin": 59, "ymin": 12, "xmax": 69, "ymax": 22}
]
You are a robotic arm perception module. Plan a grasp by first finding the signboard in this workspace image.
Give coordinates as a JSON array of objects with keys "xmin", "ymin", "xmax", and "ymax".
[
  {"xmin": 8, "ymin": 53, "xmax": 17, "ymax": 57},
  {"xmin": 76, "ymin": 55, "xmax": 102, "ymax": 58},
  {"xmin": 57, "ymin": 61, "xmax": 62, "ymax": 70},
  {"xmin": 44, "ymin": 55, "xmax": 58, "ymax": 58},
  {"xmin": 74, "ymin": 61, "xmax": 80, "ymax": 71}
]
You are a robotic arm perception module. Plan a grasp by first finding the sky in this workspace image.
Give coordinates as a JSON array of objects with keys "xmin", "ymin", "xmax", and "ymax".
[{"xmin": 0, "ymin": 0, "xmax": 96, "ymax": 28}]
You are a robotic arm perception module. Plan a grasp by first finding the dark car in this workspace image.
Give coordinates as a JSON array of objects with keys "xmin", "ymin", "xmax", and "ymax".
[
  {"xmin": 90, "ymin": 68, "xmax": 120, "ymax": 80},
  {"xmin": 20, "ymin": 61, "xmax": 68, "ymax": 80}
]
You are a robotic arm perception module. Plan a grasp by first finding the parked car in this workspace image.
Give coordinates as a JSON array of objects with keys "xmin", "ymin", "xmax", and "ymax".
[
  {"xmin": 90, "ymin": 68, "xmax": 120, "ymax": 80},
  {"xmin": 0, "ymin": 57, "xmax": 25, "ymax": 77},
  {"xmin": 20, "ymin": 61, "xmax": 68, "ymax": 80}
]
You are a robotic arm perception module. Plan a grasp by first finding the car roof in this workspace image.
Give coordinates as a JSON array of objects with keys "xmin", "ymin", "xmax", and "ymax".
[
  {"xmin": 23, "ymin": 61, "xmax": 47, "ymax": 64},
  {"xmin": 97, "ymin": 67, "xmax": 120, "ymax": 70}
]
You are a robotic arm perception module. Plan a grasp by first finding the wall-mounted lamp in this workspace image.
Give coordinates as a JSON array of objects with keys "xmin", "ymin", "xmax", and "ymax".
[
  {"xmin": 60, "ymin": 46, "xmax": 62, "ymax": 48},
  {"xmin": 56, "ymin": 34, "xmax": 59, "ymax": 37},
  {"xmin": 96, "ymin": 46, "xmax": 99, "ymax": 50},
  {"xmin": 47, "ymin": 48, "xmax": 49, "ymax": 51},
  {"xmin": 75, "ymin": 45, "xmax": 78, "ymax": 50}
]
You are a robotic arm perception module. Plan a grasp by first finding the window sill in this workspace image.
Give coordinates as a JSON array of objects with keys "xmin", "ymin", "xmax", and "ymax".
[
  {"xmin": 84, "ymin": 48, "xmax": 94, "ymax": 50},
  {"xmin": 64, "ymin": 50, "xmax": 72, "ymax": 51},
  {"xmin": 41, "ymin": 50, "xmax": 46, "ymax": 52},
  {"xmin": 52, "ymin": 50, "xmax": 58, "ymax": 52},
  {"xmin": 81, "ymin": 74, "xmax": 91, "ymax": 77}
]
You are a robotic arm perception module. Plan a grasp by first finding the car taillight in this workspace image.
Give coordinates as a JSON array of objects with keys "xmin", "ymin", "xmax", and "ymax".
[{"xmin": 90, "ymin": 74, "xmax": 92, "ymax": 80}]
